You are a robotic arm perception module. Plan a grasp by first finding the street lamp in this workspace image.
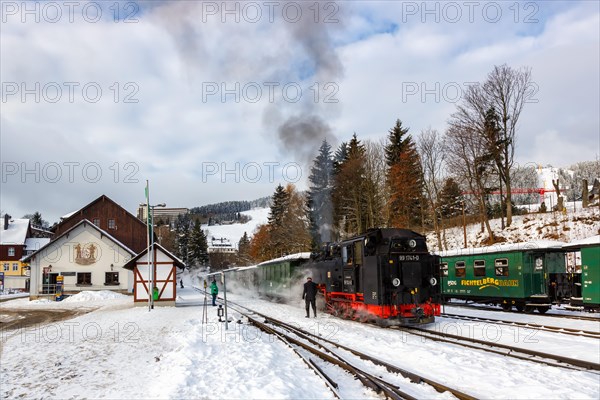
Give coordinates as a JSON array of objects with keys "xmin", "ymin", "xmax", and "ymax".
[{"xmin": 139, "ymin": 202, "xmax": 166, "ymax": 310}]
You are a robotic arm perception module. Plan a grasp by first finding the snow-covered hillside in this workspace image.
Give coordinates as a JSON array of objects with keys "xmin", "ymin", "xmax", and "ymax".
[
  {"xmin": 199, "ymin": 204, "xmax": 598, "ymax": 253},
  {"xmin": 426, "ymin": 203, "xmax": 600, "ymax": 252},
  {"xmin": 201, "ymin": 208, "xmax": 269, "ymax": 249}
]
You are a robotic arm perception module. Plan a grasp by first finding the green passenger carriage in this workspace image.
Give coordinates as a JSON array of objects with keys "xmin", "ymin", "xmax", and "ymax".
[
  {"xmin": 564, "ymin": 235, "xmax": 600, "ymax": 311},
  {"xmin": 256, "ymin": 253, "xmax": 312, "ymax": 298},
  {"xmin": 438, "ymin": 241, "xmax": 567, "ymax": 313}
]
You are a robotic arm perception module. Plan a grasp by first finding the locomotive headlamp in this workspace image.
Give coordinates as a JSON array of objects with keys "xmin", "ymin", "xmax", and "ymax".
[
  {"xmin": 429, "ymin": 277, "xmax": 438, "ymax": 286},
  {"xmin": 392, "ymin": 278, "xmax": 401, "ymax": 287},
  {"xmin": 408, "ymin": 239, "xmax": 417, "ymax": 248}
]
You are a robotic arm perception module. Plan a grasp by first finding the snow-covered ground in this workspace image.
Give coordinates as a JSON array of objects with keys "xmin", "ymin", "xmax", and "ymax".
[{"xmin": 2, "ymin": 278, "xmax": 599, "ymax": 399}]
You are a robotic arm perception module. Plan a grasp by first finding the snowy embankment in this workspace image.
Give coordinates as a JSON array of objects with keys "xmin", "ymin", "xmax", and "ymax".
[{"xmin": 426, "ymin": 205, "xmax": 599, "ymax": 251}]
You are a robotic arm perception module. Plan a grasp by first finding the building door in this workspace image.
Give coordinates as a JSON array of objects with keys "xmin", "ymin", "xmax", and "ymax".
[{"xmin": 43, "ymin": 273, "xmax": 58, "ymax": 294}]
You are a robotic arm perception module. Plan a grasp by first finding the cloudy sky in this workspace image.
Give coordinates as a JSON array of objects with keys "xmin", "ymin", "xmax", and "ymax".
[{"xmin": 1, "ymin": 0, "xmax": 599, "ymax": 223}]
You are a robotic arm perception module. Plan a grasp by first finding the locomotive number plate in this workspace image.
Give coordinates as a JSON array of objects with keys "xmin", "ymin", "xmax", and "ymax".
[{"xmin": 397, "ymin": 255, "xmax": 419, "ymax": 261}]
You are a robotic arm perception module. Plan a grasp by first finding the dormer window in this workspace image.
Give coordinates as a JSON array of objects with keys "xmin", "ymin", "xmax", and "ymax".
[{"xmin": 8, "ymin": 247, "xmax": 15, "ymax": 257}]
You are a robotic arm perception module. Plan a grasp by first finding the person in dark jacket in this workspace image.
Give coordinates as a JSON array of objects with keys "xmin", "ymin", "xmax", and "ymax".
[{"xmin": 302, "ymin": 277, "xmax": 318, "ymax": 318}]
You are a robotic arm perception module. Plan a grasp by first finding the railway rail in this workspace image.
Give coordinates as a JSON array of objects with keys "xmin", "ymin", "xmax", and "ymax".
[
  {"xmin": 213, "ymin": 294, "xmax": 476, "ymax": 400},
  {"xmin": 440, "ymin": 313, "xmax": 600, "ymax": 339},
  {"xmin": 403, "ymin": 325, "xmax": 600, "ymax": 372},
  {"xmin": 196, "ymin": 286, "xmax": 598, "ymax": 397},
  {"xmin": 445, "ymin": 303, "xmax": 600, "ymax": 322}
]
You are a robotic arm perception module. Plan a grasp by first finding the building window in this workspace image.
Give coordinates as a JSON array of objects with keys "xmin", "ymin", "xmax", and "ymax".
[
  {"xmin": 12, "ymin": 263, "xmax": 19, "ymax": 271},
  {"xmin": 105, "ymin": 272, "xmax": 119, "ymax": 285},
  {"xmin": 495, "ymin": 259, "xmax": 509, "ymax": 276},
  {"xmin": 77, "ymin": 272, "xmax": 92, "ymax": 285},
  {"xmin": 108, "ymin": 219, "xmax": 116, "ymax": 229},
  {"xmin": 3, "ymin": 263, "xmax": 8, "ymax": 271},
  {"xmin": 93, "ymin": 219, "xmax": 100, "ymax": 227},
  {"xmin": 440, "ymin": 263, "xmax": 448, "ymax": 277},
  {"xmin": 8, "ymin": 247, "xmax": 15, "ymax": 257},
  {"xmin": 474, "ymin": 260, "xmax": 486, "ymax": 277},
  {"xmin": 455, "ymin": 261, "xmax": 466, "ymax": 277}
]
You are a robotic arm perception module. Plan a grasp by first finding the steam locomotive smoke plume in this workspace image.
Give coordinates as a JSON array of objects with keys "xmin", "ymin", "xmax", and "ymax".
[
  {"xmin": 277, "ymin": 115, "xmax": 334, "ymax": 165},
  {"xmin": 275, "ymin": 1, "xmax": 344, "ymax": 163}
]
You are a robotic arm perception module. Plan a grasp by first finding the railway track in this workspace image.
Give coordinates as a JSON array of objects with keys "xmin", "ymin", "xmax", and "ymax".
[
  {"xmin": 445, "ymin": 303, "xmax": 600, "ymax": 322},
  {"xmin": 403, "ymin": 325, "xmax": 600, "ymax": 372},
  {"xmin": 223, "ymin": 299, "xmax": 476, "ymax": 400},
  {"xmin": 440, "ymin": 313, "xmax": 600, "ymax": 339}
]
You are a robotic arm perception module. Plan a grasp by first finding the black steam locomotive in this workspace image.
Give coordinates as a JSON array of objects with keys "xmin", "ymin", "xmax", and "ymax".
[{"xmin": 250, "ymin": 228, "xmax": 442, "ymax": 326}]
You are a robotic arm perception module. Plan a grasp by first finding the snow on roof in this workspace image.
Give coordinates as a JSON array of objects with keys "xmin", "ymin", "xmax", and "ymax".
[
  {"xmin": 60, "ymin": 210, "xmax": 78, "ymax": 220},
  {"xmin": 436, "ymin": 240, "xmax": 568, "ymax": 258},
  {"xmin": 24, "ymin": 238, "xmax": 51, "ymax": 251},
  {"xmin": 258, "ymin": 252, "xmax": 312, "ymax": 266},
  {"xmin": 564, "ymin": 235, "xmax": 600, "ymax": 248},
  {"xmin": 234, "ymin": 265, "xmax": 258, "ymax": 271},
  {"xmin": 0, "ymin": 219, "xmax": 30, "ymax": 245},
  {"xmin": 123, "ymin": 242, "xmax": 185, "ymax": 270}
]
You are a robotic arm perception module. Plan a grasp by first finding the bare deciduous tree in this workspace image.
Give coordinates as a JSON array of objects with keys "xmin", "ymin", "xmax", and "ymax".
[
  {"xmin": 451, "ymin": 64, "xmax": 532, "ymax": 228},
  {"xmin": 483, "ymin": 64, "xmax": 532, "ymax": 226},
  {"xmin": 363, "ymin": 140, "xmax": 387, "ymax": 230},
  {"xmin": 418, "ymin": 127, "xmax": 447, "ymax": 249},
  {"xmin": 445, "ymin": 121, "xmax": 496, "ymax": 242}
]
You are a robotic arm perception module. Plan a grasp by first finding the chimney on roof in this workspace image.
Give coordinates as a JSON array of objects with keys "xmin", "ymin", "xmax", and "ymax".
[{"xmin": 4, "ymin": 214, "xmax": 11, "ymax": 230}]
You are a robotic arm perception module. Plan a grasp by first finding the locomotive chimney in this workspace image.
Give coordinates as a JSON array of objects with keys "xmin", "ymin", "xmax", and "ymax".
[{"xmin": 4, "ymin": 214, "xmax": 10, "ymax": 230}]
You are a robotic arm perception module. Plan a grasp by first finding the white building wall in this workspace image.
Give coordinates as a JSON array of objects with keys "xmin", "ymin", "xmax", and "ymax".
[{"xmin": 28, "ymin": 223, "xmax": 134, "ymax": 297}]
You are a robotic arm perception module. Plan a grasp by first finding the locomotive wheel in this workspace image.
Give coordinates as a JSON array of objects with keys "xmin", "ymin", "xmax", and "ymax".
[
  {"xmin": 501, "ymin": 303, "xmax": 512, "ymax": 311},
  {"xmin": 537, "ymin": 306, "xmax": 549, "ymax": 314},
  {"xmin": 344, "ymin": 305, "xmax": 355, "ymax": 320}
]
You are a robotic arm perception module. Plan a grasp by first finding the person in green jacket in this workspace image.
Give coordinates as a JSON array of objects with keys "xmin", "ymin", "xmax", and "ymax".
[{"xmin": 210, "ymin": 280, "xmax": 218, "ymax": 306}]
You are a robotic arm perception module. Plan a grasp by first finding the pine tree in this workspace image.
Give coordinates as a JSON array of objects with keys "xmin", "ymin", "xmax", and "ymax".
[
  {"xmin": 385, "ymin": 119, "xmax": 424, "ymax": 229},
  {"xmin": 22, "ymin": 211, "xmax": 48, "ymax": 228},
  {"xmin": 332, "ymin": 133, "xmax": 369, "ymax": 237},
  {"xmin": 438, "ymin": 178, "xmax": 463, "ymax": 219},
  {"xmin": 385, "ymin": 119, "xmax": 410, "ymax": 167},
  {"xmin": 282, "ymin": 184, "xmax": 312, "ymax": 254},
  {"xmin": 175, "ymin": 214, "xmax": 192, "ymax": 266},
  {"xmin": 237, "ymin": 231, "xmax": 252, "ymax": 264},
  {"xmin": 307, "ymin": 140, "xmax": 334, "ymax": 247},
  {"xmin": 188, "ymin": 219, "xmax": 209, "ymax": 268},
  {"xmin": 268, "ymin": 184, "xmax": 289, "ymax": 228},
  {"xmin": 333, "ymin": 141, "xmax": 348, "ymax": 174},
  {"xmin": 268, "ymin": 184, "xmax": 290, "ymax": 256}
]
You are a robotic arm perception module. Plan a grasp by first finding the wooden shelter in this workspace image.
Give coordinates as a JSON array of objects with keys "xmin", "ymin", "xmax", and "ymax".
[{"xmin": 124, "ymin": 243, "xmax": 185, "ymax": 306}]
